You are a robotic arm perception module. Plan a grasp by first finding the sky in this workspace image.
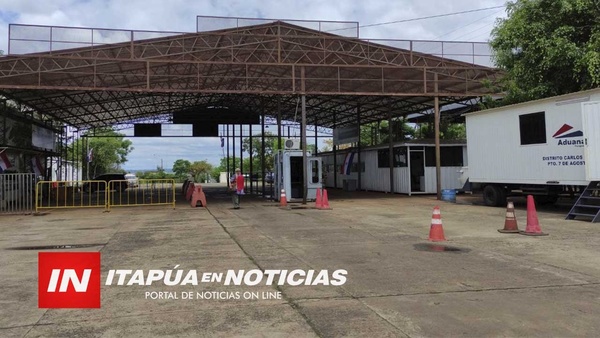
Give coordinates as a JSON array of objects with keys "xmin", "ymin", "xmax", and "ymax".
[{"xmin": 0, "ymin": 0, "xmax": 507, "ymax": 170}]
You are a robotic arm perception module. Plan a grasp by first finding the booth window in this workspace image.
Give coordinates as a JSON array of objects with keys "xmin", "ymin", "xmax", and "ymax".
[
  {"xmin": 393, "ymin": 147, "xmax": 408, "ymax": 167},
  {"xmin": 378, "ymin": 147, "xmax": 408, "ymax": 168},
  {"xmin": 378, "ymin": 149, "xmax": 390, "ymax": 168},
  {"xmin": 310, "ymin": 160, "xmax": 320, "ymax": 183},
  {"xmin": 351, "ymin": 162, "xmax": 365, "ymax": 173},
  {"xmin": 425, "ymin": 146, "xmax": 464, "ymax": 167},
  {"xmin": 519, "ymin": 112, "xmax": 546, "ymax": 145}
]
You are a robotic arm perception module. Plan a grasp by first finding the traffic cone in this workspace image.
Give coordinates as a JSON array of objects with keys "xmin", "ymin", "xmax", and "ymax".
[
  {"xmin": 498, "ymin": 200, "xmax": 520, "ymax": 233},
  {"xmin": 520, "ymin": 195, "xmax": 548, "ymax": 236},
  {"xmin": 428, "ymin": 206, "xmax": 446, "ymax": 242},
  {"xmin": 279, "ymin": 189, "xmax": 288, "ymax": 207},
  {"xmin": 320, "ymin": 189, "xmax": 331, "ymax": 210},
  {"xmin": 315, "ymin": 188, "xmax": 323, "ymax": 209}
]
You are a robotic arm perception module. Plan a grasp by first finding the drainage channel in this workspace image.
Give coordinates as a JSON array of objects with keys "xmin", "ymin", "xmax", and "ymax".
[{"xmin": 6, "ymin": 243, "xmax": 106, "ymax": 250}]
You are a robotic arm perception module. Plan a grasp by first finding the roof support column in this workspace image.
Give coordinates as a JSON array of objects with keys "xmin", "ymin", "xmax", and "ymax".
[
  {"xmin": 261, "ymin": 110, "xmax": 266, "ymax": 197},
  {"xmin": 388, "ymin": 112, "xmax": 394, "ymax": 194},
  {"xmin": 240, "ymin": 125, "xmax": 243, "ymax": 187},
  {"xmin": 249, "ymin": 123, "xmax": 253, "ymax": 194},
  {"xmin": 277, "ymin": 99, "xmax": 282, "ymax": 151},
  {"xmin": 301, "ymin": 66, "xmax": 307, "ymax": 205},
  {"xmin": 226, "ymin": 125, "xmax": 230, "ymax": 178},
  {"xmin": 314, "ymin": 117, "xmax": 318, "ymax": 156},
  {"xmin": 86, "ymin": 136, "xmax": 91, "ymax": 180},
  {"xmin": 72, "ymin": 130, "xmax": 77, "ymax": 181},
  {"xmin": 357, "ymin": 104, "xmax": 361, "ymax": 191},
  {"xmin": 333, "ymin": 112, "xmax": 337, "ymax": 189},
  {"xmin": 434, "ymin": 73, "xmax": 442, "ymax": 200},
  {"xmin": 232, "ymin": 124, "xmax": 236, "ymax": 177}
]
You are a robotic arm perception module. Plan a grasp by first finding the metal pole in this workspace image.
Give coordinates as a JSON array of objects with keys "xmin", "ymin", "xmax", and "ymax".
[
  {"xmin": 240, "ymin": 124, "xmax": 243, "ymax": 177},
  {"xmin": 85, "ymin": 136, "xmax": 90, "ymax": 180},
  {"xmin": 333, "ymin": 112, "xmax": 337, "ymax": 189},
  {"xmin": 277, "ymin": 99, "xmax": 282, "ymax": 151},
  {"xmin": 232, "ymin": 124, "xmax": 236, "ymax": 176},
  {"xmin": 249, "ymin": 124, "xmax": 253, "ymax": 194},
  {"xmin": 261, "ymin": 111, "xmax": 266, "ymax": 197},
  {"xmin": 434, "ymin": 73, "xmax": 442, "ymax": 200},
  {"xmin": 389, "ymin": 112, "xmax": 394, "ymax": 194},
  {"xmin": 75, "ymin": 130, "xmax": 79, "ymax": 181},
  {"xmin": 314, "ymin": 117, "xmax": 318, "ymax": 155},
  {"xmin": 226, "ymin": 125, "xmax": 230, "ymax": 178},
  {"xmin": 357, "ymin": 104, "xmax": 361, "ymax": 191},
  {"xmin": 301, "ymin": 66, "xmax": 308, "ymax": 205}
]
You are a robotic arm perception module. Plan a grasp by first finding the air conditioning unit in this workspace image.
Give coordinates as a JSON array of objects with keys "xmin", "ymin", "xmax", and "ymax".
[{"xmin": 284, "ymin": 139, "xmax": 301, "ymax": 150}]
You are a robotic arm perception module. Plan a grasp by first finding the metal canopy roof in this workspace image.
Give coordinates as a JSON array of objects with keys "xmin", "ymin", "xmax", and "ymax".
[{"xmin": 0, "ymin": 20, "xmax": 502, "ymax": 130}]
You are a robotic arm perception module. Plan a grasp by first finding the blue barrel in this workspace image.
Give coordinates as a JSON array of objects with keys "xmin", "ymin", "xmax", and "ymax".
[{"xmin": 441, "ymin": 189, "xmax": 456, "ymax": 203}]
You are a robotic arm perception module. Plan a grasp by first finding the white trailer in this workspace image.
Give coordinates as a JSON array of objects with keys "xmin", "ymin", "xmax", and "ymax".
[
  {"xmin": 463, "ymin": 88, "xmax": 600, "ymax": 221},
  {"xmin": 320, "ymin": 141, "xmax": 466, "ymax": 195}
]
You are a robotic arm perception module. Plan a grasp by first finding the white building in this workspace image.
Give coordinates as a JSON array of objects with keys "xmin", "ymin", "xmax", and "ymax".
[{"xmin": 320, "ymin": 140, "xmax": 467, "ymax": 195}]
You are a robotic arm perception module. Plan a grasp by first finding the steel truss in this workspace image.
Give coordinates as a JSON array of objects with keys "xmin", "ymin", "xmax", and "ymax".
[{"xmin": 0, "ymin": 20, "xmax": 501, "ymax": 129}]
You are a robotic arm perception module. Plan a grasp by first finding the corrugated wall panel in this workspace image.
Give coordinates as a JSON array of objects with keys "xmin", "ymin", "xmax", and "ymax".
[
  {"xmin": 362, "ymin": 151, "xmax": 377, "ymax": 190},
  {"xmin": 424, "ymin": 167, "xmax": 464, "ymax": 193},
  {"xmin": 395, "ymin": 167, "xmax": 410, "ymax": 193}
]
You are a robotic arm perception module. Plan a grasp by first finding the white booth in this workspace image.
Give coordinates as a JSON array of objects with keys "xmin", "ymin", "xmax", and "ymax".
[{"xmin": 274, "ymin": 150, "xmax": 323, "ymax": 202}]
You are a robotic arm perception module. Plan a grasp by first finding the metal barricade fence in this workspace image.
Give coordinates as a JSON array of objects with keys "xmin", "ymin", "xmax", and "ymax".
[
  {"xmin": 107, "ymin": 179, "xmax": 175, "ymax": 210},
  {"xmin": 36, "ymin": 180, "xmax": 108, "ymax": 212},
  {"xmin": 1, "ymin": 173, "xmax": 37, "ymax": 214}
]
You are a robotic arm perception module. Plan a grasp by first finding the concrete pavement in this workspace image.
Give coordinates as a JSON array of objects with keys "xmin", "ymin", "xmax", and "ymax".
[{"xmin": 1, "ymin": 185, "xmax": 600, "ymax": 337}]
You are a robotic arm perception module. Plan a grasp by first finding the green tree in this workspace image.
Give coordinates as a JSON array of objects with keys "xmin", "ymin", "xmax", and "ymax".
[
  {"xmin": 360, "ymin": 119, "xmax": 415, "ymax": 146},
  {"xmin": 211, "ymin": 166, "xmax": 222, "ymax": 182},
  {"xmin": 242, "ymin": 132, "xmax": 280, "ymax": 172},
  {"xmin": 68, "ymin": 128, "xmax": 133, "ymax": 177},
  {"xmin": 213, "ymin": 156, "xmax": 241, "ymax": 181},
  {"xmin": 489, "ymin": 0, "xmax": 600, "ymax": 105},
  {"xmin": 190, "ymin": 160, "xmax": 213, "ymax": 183},
  {"xmin": 321, "ymin": 139, "xmax": 334, "ymax": 152},
  {"xmin": 217, "ymin": 156, "xmax": 241, "ymax": 171},
  {"xmin": 172, "ymin": 159, "xmax": 192, "ymax": 179},
  {"xmin": 414, "ymin": 122, "xmax": 465, "ymax": 140}
]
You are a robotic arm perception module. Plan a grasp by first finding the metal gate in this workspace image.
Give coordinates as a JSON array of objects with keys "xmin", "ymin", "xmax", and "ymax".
[
  {"xmin": 34, "ymin": 179, "xmax": 175, "ymax": 212},
  {"xmin": 0, "ymin": 173, "xmax": 36, "ymax": 214}
]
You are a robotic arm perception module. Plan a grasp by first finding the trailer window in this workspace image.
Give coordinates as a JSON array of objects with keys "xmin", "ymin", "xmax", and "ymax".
[
  {"xmin": 378, "ymin": 147, "xmax": 408, "ymax": 168},
  {"xmin": 519, "ymin": 112, "xmax": 546, "ymax": 145}
]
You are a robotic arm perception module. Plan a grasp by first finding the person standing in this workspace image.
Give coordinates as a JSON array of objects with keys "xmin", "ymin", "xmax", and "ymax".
[{"xmin": 229, "ymin": 168, "xmax": 245, "ymax": 209}]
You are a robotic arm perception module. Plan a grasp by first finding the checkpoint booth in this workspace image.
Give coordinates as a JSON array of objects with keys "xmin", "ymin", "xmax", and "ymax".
[{"xmin": 274, "ymin": 150, "xmax": 323, "ymax": 202}]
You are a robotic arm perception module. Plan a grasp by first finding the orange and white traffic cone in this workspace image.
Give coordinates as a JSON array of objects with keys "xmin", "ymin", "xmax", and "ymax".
[
  {"xmin": 428, "ymin": 206, "xmax": 446, "ymax": 242},
  {"xmin": 279, "ymin": 189, "xmax": 288, "ymax": 207},
  {"xmin": 520, "ymin": 195, "xmax": 548, "ymax": 236},
  {"xmin": 498, "ymin": 200, "xmax": 520, "ymax": 233},
  {"xmin": 320, "ymin": 189, "xmax": 331, "ymax": 210},
  {"xmin": 315, "ymin": 188, "xmax": 323, "ymax": 209}
]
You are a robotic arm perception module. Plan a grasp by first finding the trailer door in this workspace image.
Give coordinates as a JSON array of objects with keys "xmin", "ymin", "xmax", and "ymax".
[{"xmin": 583, "ymin": 102, "xmax": 600, "ymax": 181}]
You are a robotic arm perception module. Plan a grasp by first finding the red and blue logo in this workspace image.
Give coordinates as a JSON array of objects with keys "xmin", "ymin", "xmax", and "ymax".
[
  {"xmin": 553, "ymin": 124, "xmax": 584, "ymax": 146},
  {"xmin": 552, "ymin": 124, "xmax": 583, "ymax": 139}
]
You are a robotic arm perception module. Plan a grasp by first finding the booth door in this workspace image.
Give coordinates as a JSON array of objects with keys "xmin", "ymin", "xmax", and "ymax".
[
  {"xmin": 289, "ymin": 156, "xmax": 304, "ymax": 199},
  {"xmin": 410, "ymin": 150, "xmax": 425, "ymax": 193}
]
